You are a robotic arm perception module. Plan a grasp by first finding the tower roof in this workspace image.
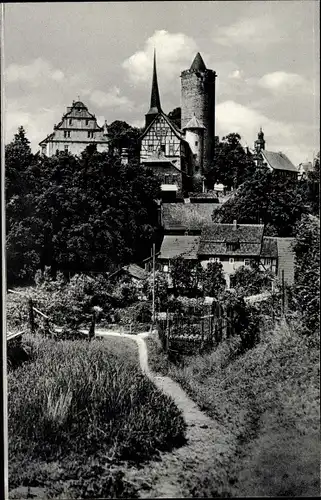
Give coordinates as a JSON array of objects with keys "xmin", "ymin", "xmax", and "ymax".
[
  {"xmin": 72, "ymin": 100, "xmax": 87, "ymax": 108},
  {"xmin": 146, "ymin": 49, "xmax": 162, "ymax": 116},
  {"xmin": 182, "ymin": 114, "xmax": 206, "ymax": 130},
  {"xmin": 190, "ymin": 52, "xmax": 206, "ymax": 71},
  {"xmin": 258, "ymin": 127, "xmax": 264, "ymax": 139}
]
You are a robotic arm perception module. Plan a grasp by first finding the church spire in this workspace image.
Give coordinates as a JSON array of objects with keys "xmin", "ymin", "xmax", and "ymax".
[{"xmin": 145, "ymin": 49, "xmax": 162, "ymax": 126}]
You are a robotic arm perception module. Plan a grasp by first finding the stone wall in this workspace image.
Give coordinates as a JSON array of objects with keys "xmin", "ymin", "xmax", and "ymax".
[{"xmin": 181, "ymin": 68, "xmax": 216, "ymax": 174}]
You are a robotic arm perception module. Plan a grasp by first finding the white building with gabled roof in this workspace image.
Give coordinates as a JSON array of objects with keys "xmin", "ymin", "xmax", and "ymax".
[{"xmin": 39, "ymin": 100, "xmax": 110, "ymax": 157}]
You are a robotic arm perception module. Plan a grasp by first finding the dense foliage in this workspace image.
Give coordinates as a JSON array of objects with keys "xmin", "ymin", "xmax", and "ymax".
[
  {"xmin": 230, "ymin": 263, "xmax": 274, "ymax": 296},
  {"xmin": 206, "ymin": 133, "xmax": 256, "ymax": 190},
  {"xmin": 202, "ymin": 261, "xmax": 226, "ymax": 298},
  {"xmin": 6, "ymin": 127, "xmax": 160, "ymax": 284},
  {"xmin": 292, "ymin": 214, "xmax": 320, "ymax": 334},
  {"xmin": 212, "ymin": 166, "xmax": 306, "ymax": 236},
  {"xmin": 107, "ymin": 120, "xmax": 142, "ymax": 159}
]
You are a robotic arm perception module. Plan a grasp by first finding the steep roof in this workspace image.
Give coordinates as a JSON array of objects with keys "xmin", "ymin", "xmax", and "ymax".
[
  {"xmin": 190, "ymin": 52, "xmax": 207, "ymax": 71},
  {"xmin": 122, "ymin": 264, "xmax": 147, "ymax": 281},
  {"xmin": 182, "ymin": 114, "xmax": 206, "ymax": 130},
  {"xmin": 140, "ymin": 110, "xmax": 187, "ymax": 143},
  {"xmin": 261, "ymin": 150, "xmax": 297, "ymax": 172},
  {"xmin": 276, "ymin": 238, "xmax": 295, "ymax": 285},
  {"xmin": 146, "ymin": 49, "xmax": 162, "ymax": 116},
  {"xmin": 159, "ymin": 235, "xmax": 200, "ymax": 260},
  {"xmin": 162, "ymin": 203, "xmax": 220, "ymax": 231},
  {"xmin": 198, "ymin": 224, "xmax": 264, "ymax": 256}
]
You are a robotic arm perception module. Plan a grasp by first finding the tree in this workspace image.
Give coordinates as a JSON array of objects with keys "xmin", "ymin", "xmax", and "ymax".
[
  {"xmin": 107, "ymin": 120, "xmax": 142, "ymax": 159},
  {"xmin": 5, "ymin": 126, "xmax": 33, "ymax": 201},
  {"xmin": 168, "ymin": 107, "xmax": 181, "ymax": 129},
  {"xmin": 230, "ymin": 264, "xmax": 273, "ymax": 296},
  {"xmin": 5, "ymin": 127, "xmax": 45, "ymax": 284},
  {"xmin": 203, "ymin": 261, "xmax": 226, "ymax": 297},
  {"xmin": 6, "ymin": 133, "xmax": 161, "ymax": 283},
  {"xmin": 212, "ymin": 167, "xmax": 306, "ymax": 237},
  {"xmin": 170, "ymin": 256, "xmax": 203, "ymax": 297},
  {"xmin": 297, "ymin": 152, "xmax": 320, "ymax": 217},
  {"xmin": 292, "ymin": 214, "xmax": 320, "ymax": 335},
  {"xmin": 206, "ymin": 133, "xmax": 256, "ymax": 190}
]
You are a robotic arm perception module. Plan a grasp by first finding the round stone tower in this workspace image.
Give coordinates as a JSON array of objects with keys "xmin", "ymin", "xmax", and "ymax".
[
  {"xmin": 181, "ymin": 53, "xmax": 216, "ymax": 174},
  {"xmin": 182, "ymin": 113, "xmax": 205, "ymax": 174}
]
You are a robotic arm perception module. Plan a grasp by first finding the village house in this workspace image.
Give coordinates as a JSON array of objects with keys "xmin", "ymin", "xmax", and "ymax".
[
  {"xmin": 197, "ymin": 221, "xmax": 265, "ymax": 286},
  {"xmin": 260, "ymin": 236, "xmax": 295, "ymax": 285},
  {"xmin": 157, "ymin": 220, "xmax": 296, "ymax": 288},
  {"xmin": 249, "ymin": 128, "xmax": 298, "ymax": 181},
  {"xmin": 39, "ymin": 100, "xmax": 110, "ymax": 157}
]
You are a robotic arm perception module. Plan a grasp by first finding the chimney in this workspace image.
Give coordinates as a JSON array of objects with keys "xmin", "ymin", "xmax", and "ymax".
[
  {"xmin": 121, "ymin": 148, "xmax": 129, "ymax": 165},
  {"xmin": 233, "ymin": 219, "xmax": 238, "ymax": 230}
]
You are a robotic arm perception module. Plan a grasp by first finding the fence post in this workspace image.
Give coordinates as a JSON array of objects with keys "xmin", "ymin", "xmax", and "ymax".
[
  {"xmin": 44, "ymin": 317, "xmax": 50, "ymax": 337},
  {"xmin": 28, "ymin": 299, "xmax": 35, "ymax": 333},
  {"xmin": 166, "ymin": 308, "xmax": 169, "ymax": 352},
  {"xmin": 89, "ymin": 310, "xmax": 95, "ymax": 340},
  {"xmin": 281, "ymin": 270, "xmax": 285, "ymax": 317}
]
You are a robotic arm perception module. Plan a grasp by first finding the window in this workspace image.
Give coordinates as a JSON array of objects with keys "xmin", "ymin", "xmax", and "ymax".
[
  {"xmin": 160, "ymin": 144, "xmax": 166, "ymax": 153},
  {"xmin": 244, "ymin": 259, "xmax": 250, "ymax": 266},
  {"xmin": 229, "ymin": 258, "xmax": 234, "ymax": 264},
  {"xmin": 164, "ymin": 174, "xmax": 171, "ymax": 184},
  {"xmin": 227, "ymin": 241, "xmax": 240, "ymax": 251},
  {"xmin": 148, "ymin": 144, "xmax": 153, "ymax": 152},
  {"xmin": 195, "ymin": 141, "xmax": 198, "ymax": 146},
  {"xmin": 85, "ymin": 119, "xmax": 89, "ymax": 125},
  {"xmin": 69, "ymin": 119, "xmax": 72, "ymax": 125},
  {"xmin": 169, "ymin": 144, "xmax": 175, "ymax": 155},
  {"xmin": 88, "ymin": 131, "xmax": 94, "ymax": 138},
  {"xmin": 64, "ymin": 145, "xmax": 69, "ymax": 152},
  {"xmin": 64, "ymin": 131, "xmax": 71, "ymax": 138}
]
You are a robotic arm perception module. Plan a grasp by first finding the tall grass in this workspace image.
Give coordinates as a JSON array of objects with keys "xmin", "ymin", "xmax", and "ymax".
[
  {"xmin": 8, "ymin": 337, "xmax": 186, "ymax": 498},
  {"xmin": 147, "ymin": 319, "xmax": 320, "ymax": 497}
]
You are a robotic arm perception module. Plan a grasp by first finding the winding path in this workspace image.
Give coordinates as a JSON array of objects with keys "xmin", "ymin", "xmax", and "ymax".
[{"xmin": 96, "ymin": 329, "xmax": 233, "ymax": 498}]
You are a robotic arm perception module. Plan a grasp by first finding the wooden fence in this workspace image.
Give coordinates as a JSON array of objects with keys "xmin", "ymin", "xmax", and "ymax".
[
  {"xmin": 6, "ymin": 289, "xmax": 97, "ymax": 343},
  {"xmin": 156, "ymin": 300, "xmax": 237, "ymax": 355}
]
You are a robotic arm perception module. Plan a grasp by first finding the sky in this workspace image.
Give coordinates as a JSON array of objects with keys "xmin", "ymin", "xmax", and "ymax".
[{"xmin": 3, "ymin": 1, "xmax": 320, "ymax": 165}]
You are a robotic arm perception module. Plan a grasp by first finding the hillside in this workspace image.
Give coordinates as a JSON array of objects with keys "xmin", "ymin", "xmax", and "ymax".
[{"xmin": 146, "ymin": 318, "xmax": 320, "ymax": 497}]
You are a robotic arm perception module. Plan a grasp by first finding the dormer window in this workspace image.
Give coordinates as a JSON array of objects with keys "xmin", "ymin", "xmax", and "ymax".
[{"xmin": 226, "ymin": 240, "xmax": 240, "ymax": 251}]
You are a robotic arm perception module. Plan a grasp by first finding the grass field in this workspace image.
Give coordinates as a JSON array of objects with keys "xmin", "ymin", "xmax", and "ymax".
[
  {"xmin": 8, "ymin": 335, "xmax": 186, "ymax": 499},
  {"xmin": 147, "ymin": 320, "xmax": 320, "ymax": 497}
]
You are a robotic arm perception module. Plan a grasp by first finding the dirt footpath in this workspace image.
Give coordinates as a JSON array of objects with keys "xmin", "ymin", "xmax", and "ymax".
[{"xmin": 98, "ymin": 330, "xmax": 235, "ymax": 498}]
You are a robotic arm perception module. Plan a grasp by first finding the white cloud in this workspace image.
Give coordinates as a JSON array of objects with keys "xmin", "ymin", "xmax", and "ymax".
[
  {"xmin": 5, "ymin": 100, "xmax": 61, "ymax": 147},
  {"xmin": 89, "ymin": 87, "xmax": 134, "ymax": 111},
  {"xmin": 216, "ymin": 100, "xmax": 314, "ymax": 165},
  {"xmin": 5, "ymin": 58, "xmax": 65, "ymax": 87},
  {"xmin": 229, "ymin": 69, "xmax": 243, "ymax": 80},
  {"xmin": 122, "ymin": 30, "xmax": 198, "ymax": 85},
  {"xmin": 257, "ymin": 71, "xmax": 312, "ymax": 94},
  {"xmin": 213, "ymin": 15, "xmax": 280, "ymax": 48}
]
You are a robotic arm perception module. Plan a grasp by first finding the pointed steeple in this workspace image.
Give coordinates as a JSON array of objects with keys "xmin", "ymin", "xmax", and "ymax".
[
  {"xmin": 190, "ymin": 52, "xmax": 206, "ymax": 71},
  {"xmin": 146, "ymin": 50, "xmax": 161, "ymax": 124}
]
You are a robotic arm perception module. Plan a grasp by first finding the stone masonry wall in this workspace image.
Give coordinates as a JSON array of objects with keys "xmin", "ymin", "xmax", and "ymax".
[{"xmin": 181, "ymin": 69, "xmax": 216, "ymax": 174}]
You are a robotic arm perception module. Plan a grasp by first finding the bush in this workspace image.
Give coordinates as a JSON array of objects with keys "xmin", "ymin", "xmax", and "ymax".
[{"xmin": 8, "ymin": 337, "xmax": 186, "ymax": 496}]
